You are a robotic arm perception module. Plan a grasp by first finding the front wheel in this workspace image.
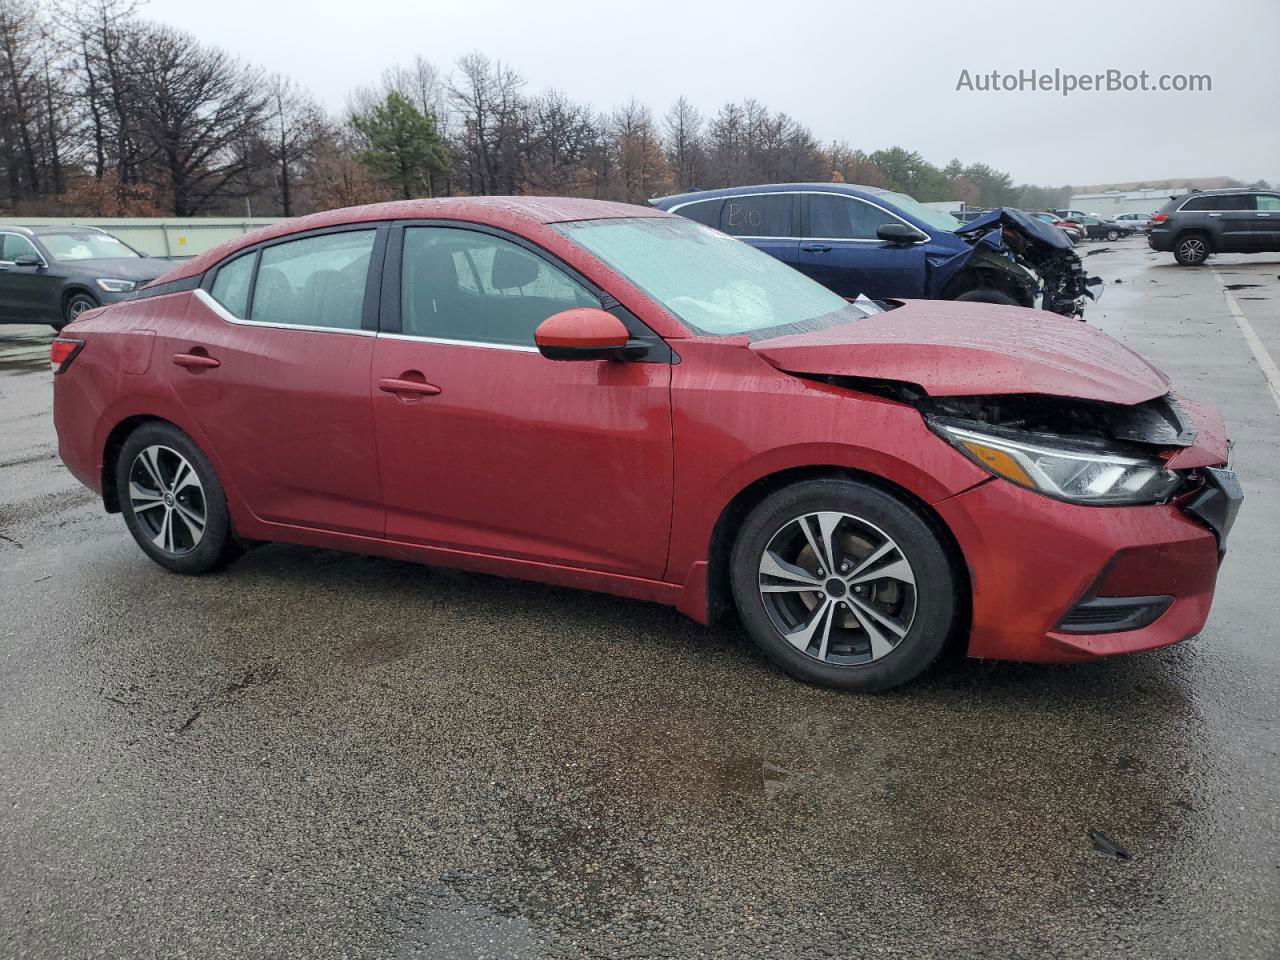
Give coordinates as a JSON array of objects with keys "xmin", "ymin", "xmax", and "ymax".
[
  {"xmin": 61, "ymin": 292, "xmax": 98, "ymax": 328},
  {"xmin": 116, "ymin": 422, "xmax": 243, "ymax": 574},
  {"xmin": 953, "ymin": 288, "xmax": 1022, "ymax": 307},
  {"xmin": 730, "ymin": 478, "xmax": 960, "ymax": 692}
]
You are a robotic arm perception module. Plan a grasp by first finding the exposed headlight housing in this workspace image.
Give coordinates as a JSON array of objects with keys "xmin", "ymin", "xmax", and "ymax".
[
  {"xmin": 95, "ymin": 278, "xmax": 137, "ymax": 293},
  {"xmin": 933, "ymin": 422, "xmax": 1184, "ymax": 505}
]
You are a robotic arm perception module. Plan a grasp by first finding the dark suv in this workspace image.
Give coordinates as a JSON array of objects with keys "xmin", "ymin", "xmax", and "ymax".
[
  {"xmin": 0, "ymin": 225, "xmax": 168, "ymax": 329},
  {"xmin": 1148, "ymin": 189, "xmax": 1280, "ymax": 265}
]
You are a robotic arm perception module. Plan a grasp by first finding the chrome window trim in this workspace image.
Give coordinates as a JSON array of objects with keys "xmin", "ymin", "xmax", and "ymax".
[
  {"xmin": 670, "ymin": 189, "xmax": 923, "ymax": 242},
  {"xmin": 193, "ymin": 287, "xmax": 376, "ymax": 337},
  {"xmin": 377, "ymin": 331, "xmax": 541, "ymax": 353}
]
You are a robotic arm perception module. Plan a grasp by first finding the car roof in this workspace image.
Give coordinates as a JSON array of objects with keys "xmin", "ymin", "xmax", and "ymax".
[
  {"xmin": 28, "ymin": 224, "xmax": 110, "ymax": 235},
  {"xmin": 654, "ymin": 183, "xmax": 895, "ymax": 207},
  {"xmin": 0, "ymin": 225, "xmax": 35, "ymax": 235},
  {"xmin": 159, "ymin": 196, "xmax": 670, "ymax": 285}
]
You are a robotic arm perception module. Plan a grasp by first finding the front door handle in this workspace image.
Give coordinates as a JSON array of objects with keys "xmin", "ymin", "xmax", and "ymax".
[
  {"xmin": 801, "ymin": 243, "xmax": 832, "ymax": 253},
  {"xmin": 172, "ymin": 351, "xmax": 220, "ymax": 369},
  {"xmin": 379, "ymin": 376, "xmax": 442, "ymax": 397}
]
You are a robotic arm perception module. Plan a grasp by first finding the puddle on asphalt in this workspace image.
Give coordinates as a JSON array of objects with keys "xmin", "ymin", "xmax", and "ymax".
[{"xmin": 389, "ymin": 894, "xmax": 542, "ymax": 959}]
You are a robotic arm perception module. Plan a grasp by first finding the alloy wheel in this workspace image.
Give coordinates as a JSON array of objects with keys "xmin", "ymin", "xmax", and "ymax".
[
  {"xmin": 1178, "ymin": 237, "xmax": 1206, "ymax": 262},
  {"xmin": 757, "ymin": 511, "xmax": 917, "ymax": 666},
  {"xmin": 127, "ymin": 444, "xmax": 207, "ymax": 555},
  {"xmin": 67, "ymin": 297, "xmax": 93, "ymax": 321}
]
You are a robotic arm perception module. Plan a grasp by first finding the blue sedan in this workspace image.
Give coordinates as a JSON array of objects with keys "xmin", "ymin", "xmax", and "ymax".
[{"xmin": 652, "ymin": 183, "xmax": 1098, "ymax": 317}]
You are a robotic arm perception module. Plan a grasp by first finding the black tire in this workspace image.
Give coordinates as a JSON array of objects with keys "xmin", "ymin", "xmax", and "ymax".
[
  {"xmin": 61, "ymin": 291, "xmax": 98, "ymax": 328},
  {"xmin": 1105, "ymin": 229, "xmax": 1121, "ymax": 241},
  {"xmin": 954, "ymin": 288, "xmax": 1022, "ymax": 307},
  {"xmin": 729, "ymin": 477, "xmax": 959, "ymax": 692},
  {"xmin": 1173, "ymin": 232, "xmax": 1210, "ymax": 266},
  {"xmin": 115, "ymin": 422, "xmax": 243, "ymax": 574}
]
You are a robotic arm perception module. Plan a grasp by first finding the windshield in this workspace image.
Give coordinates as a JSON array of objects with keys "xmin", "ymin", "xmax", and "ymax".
[
  {"xmin": 40, "ymin": 232, "xmax": 140, "ymax": 261},
  {"xmin": 555, "ymin": 216, "xmax": 874, "ymax": 336},
  {"xmin": 878, "ymin": 191, "xmax": 961, "ymax": 232}
]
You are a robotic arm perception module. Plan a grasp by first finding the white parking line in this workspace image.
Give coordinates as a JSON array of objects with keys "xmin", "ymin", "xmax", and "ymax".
[{"xmin": 1212, "ymin": 268, "xmax": 1280, "ymax": 415}]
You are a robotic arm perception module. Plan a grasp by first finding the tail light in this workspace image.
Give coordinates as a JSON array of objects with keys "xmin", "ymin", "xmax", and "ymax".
[
  {"xmin": 50, "ymin": 337, "xmax": 84, "ymax": 374},
  {"xmin": 1150, "ymin": 213, "xmax": 1170, "ymax": 223}
]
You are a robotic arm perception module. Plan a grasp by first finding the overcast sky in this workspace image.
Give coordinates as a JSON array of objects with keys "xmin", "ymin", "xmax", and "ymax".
[{"xmin": 142, "ymin": 0, "xmax": 1278, "ymax": 188}]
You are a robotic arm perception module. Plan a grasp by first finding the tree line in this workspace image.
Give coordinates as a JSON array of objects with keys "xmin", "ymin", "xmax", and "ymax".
[{"xmin": 1, "ymin": 0, "xmax": 1080, "ymax": 219}]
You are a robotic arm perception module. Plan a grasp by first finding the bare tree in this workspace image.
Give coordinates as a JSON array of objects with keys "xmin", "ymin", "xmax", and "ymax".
[
  {"xmin": 126, "ymin": 25, "xmax": 269, "ymax": 215},
  {"xmin": 448, "ymin": 53, "xmax": 528, "ymax": 194},
  {"xmin": 264, "ymin": 75, "xmax": 324, "ymax": 215},
  {"xmin": 662, "ymin": 96, "xmax": 703, "ymax": 192}
]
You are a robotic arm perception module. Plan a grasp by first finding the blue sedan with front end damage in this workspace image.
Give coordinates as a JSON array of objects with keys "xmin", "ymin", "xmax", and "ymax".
[{"xmin": 653, "ymin": 183, "xmax": 1101, "ymax": 318}]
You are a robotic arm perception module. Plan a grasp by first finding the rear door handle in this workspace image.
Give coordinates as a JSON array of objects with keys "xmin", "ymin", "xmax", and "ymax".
[
  {"xmin": 172, "ymin": 352, "xmax": 220, "ymax": 369},
  {"xmin": 379, "ymin": 376, "xmax": 441, "ymax": 397},
  {"xmin": 801, "ymin": 243, "xmax": 832, "ymax": 253}
]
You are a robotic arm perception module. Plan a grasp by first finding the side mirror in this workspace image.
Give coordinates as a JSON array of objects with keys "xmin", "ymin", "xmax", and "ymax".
[
  {"xmin": 535, "ymin": 308, "xmax": 632, "ymax": 361},
  {"xmin": 13, "ymin": 253, "xmax": 43, "ymax": 268},
  {"xmin": 876, "ymin": 223, "xmax": 926, "ymax": 244}
]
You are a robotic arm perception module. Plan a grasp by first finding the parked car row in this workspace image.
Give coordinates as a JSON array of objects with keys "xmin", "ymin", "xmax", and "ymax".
[{"xmin": 50, "ymin": 195, "xmax": 1241, "ymax": 693}]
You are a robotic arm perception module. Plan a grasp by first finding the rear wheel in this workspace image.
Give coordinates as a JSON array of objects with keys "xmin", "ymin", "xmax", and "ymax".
[
  {"xmin": 730, "ymin": 478, "xmax": 959, "ymax": 692},
  {"xmin": 1105, "ymin": 229, "xmax": 1121, "ymax": 241},
  {"xmin": 1174, "ymin": 232, "xmax": 1210, "ymax": 266},
  {"xmin": 115, "ymin": 422, "xmax": 243, "ymax": 574}
]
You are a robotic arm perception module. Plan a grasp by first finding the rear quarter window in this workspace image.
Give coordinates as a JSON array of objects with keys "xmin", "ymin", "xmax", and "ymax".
[{"xmin": 210, "ymin": 253, "xmax": 254, "ymax": 317}]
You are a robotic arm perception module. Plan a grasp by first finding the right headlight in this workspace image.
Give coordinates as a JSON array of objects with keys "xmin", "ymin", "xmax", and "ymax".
[{"xmin": 932, "ymin": 423, "xmax": 1183, "ymax": 505}]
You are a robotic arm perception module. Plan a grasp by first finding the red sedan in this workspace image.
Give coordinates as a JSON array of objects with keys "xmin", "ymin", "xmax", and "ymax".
[{"xmin": 50, "ymin": 198, "xmax": 1242, "ymax": 691}]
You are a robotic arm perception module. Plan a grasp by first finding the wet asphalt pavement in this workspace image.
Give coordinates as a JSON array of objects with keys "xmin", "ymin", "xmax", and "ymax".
[{"xmin": 1, "ymin": 240, "xmax": 1278, "ymax": 959}]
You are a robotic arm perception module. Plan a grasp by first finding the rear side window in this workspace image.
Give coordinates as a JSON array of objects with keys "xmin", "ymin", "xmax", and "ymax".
[
  {"xmin": 400, "ymin": 227, "xmax": 598, "ymax": 346},
  {"xmin": 210, "ymin": 253, "xmax": 254, "ymax": 318},
  {"xmin": 1258, "ymin": 195, "xmax": 1280, "ymax": 211},
  {"xmin": 806, "ymin": 195, "xmax": 899, "ymax": 240},
  {"xmin": 252, "ymin": 230, "xmax": 375, "ymax": 330},
  {"xmin": 720, "ymin": 194, "xmax": 794, "ymax": 237},
  {"xmin": 1182, "ymin": 194, "xmax": 1255, "ymax": 212},
  {"xmin": 674, "ymin": 198, "xmax": 723, "ymax": 228}
]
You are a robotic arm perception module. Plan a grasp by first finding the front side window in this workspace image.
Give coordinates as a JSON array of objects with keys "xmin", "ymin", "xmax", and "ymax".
[
  {"xmin": 720, "ymin": 194, "xmax": 794, "ymax": 238},
  {"xmin": 1, "ymin": 234, "xmax": 40, "ymax": 262},
  {"xmin": 401, "ymin": 227, "xmax": 598, "ymax": 346},
  {"xmin": 806, "ymin": 195, "xmax": 899, "ymax": 240},
  {"xmin": 556, "ymin": 216, "xmax": 876, "ymax": 337},
  {"xmin": 210, "ymin": 253, "xmax": 254, "ymax": 318},
  {"xmin": 251, "ymin": 230, "xmax": 375, "ymax": 330},
  {"xmin": 39, "ymin": 231, "xmax": 139, "ymax": 261}
]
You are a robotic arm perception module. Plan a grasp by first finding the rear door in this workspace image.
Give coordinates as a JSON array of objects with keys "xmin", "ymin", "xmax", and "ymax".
[
  {"xmin": 167, "ymin": 226, "xmax": 386, "ymax": 536},
  {"xmin": 717, "ymin": 193, "xmax": 800, "ymax": 268},
  {"xmin": 371, "ymin": 223, "xmax": 673, "ymax": 578},
  {"xmin": 1210, "ymin": 194, "xmax": 1258, "ymax": 251},
  {"xmin": 1252, "ymin": 194, "xmax": 1280, "ymax": 249},
  {"xmin": 797, "ymin": 193, "xmax": 927, "ymax": 299}
]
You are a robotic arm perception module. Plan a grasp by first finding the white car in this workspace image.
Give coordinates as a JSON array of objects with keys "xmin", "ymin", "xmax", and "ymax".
[{"xmin": 1114, "ymin": 212, "xmax": 1154, "ymax": 231}]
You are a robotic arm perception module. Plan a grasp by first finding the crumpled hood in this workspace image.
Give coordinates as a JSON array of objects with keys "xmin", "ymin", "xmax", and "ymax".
[
  {"xmin": 955, "ymin": 207, "xmax": 1075, "ymax": 251},
  {"xmin": 749, "ymin": 299, "xmax": 1171, "ymax": 405}
]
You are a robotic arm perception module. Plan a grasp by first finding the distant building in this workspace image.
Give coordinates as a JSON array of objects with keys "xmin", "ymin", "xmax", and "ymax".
[{"xmin": 1068, "ymin": 187, "xmax": 1190, "ymax": 217}]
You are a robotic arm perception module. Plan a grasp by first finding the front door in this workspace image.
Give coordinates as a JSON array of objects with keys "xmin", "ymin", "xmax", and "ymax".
[
  {"xmin": 372, "ymin": 224, "xmax": 673, "ymax": 579},
  {"xmin": 166, "ymin": 227, "xmax": 386, "ymax": 536},
  {"xmin": 797, "ymin": 193, "xmax": 927, "ymax": 299},
  {"xmin": 0, "ymin": 233, "xmax": 60, "ymax": 322}
]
